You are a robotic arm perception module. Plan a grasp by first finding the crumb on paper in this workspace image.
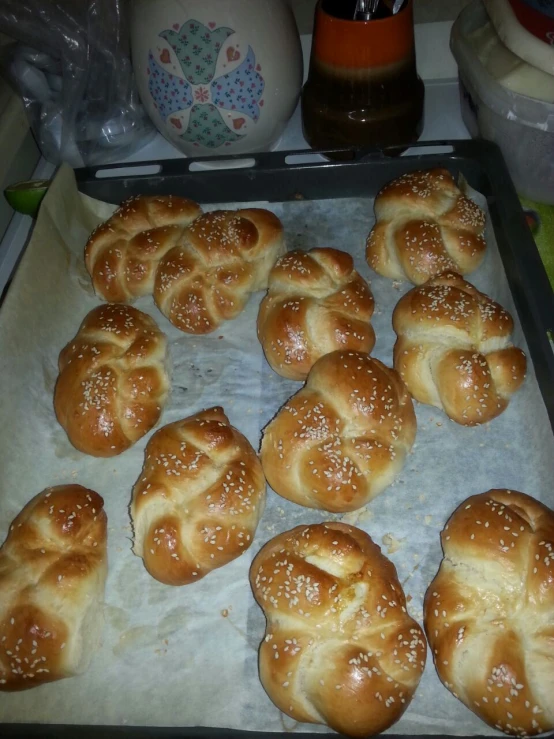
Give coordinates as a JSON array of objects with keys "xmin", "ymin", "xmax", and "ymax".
[
  {"xmin": 221, "ymin": 609, "xmax": 229, "ymax": 618},
  {"xmin": 340, "ymin": 507, "xmax": 374, "ymax": 526},
  {"xmin": 406, "ymin": 594, "xmax": 412, "ymax": 604},
  {"xmin": 424, "ymin": 515, "xmax": 433, "ymax": 526},
  {"xmin": 419, "ymin": 494, "xmax": 426, "ymax": 502},
  {"xmin": 392, "ymin": 280, "xmax": 402, "ymax": 291},
  {"xmin": 382, "ymin": 533, "xmax": 405, "ymax": 555},
  {"xmin": 436, "ymin": 422, "xmax": 442, "ymax": 427}
]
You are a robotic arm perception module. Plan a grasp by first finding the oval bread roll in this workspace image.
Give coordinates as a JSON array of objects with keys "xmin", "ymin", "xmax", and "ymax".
[
  {"xmin": 366, "ymin": 168, "xmax": 486, "ymax": 285},
  {"xmin": 85, "ymin": 195, "xmax": 202, "ymax": 302},
  {"xmin": 153, "ymin": 209, "xmax": 285, "ymax": 334},
  {"xmin": 257, "ymin": 248, "xmax": 376, "ymax": 381},
  {"xmin": 0, "ymin": 485, "xmax": 107, "ymax": 691},
  {"xmin": 250, "ymin": 522, "xmax": 427, "ymax": 737},
  {"xmin": 424, "ymin": 489, "xmax": 554, "ymax": 737},
  {"xmin": 131, "ymin": 407, "xmax": 266, "ymax": 586},
  {"xmin": 260, "ymin": 350, "xmax": 416, "ymax": 512},
  {"xmin": 392, "ymin": 271, "xmax": 526, "ymax": 425},
  {"xmin": 54, "ymin": 304, "xmax": 170, "ymax": 457}
]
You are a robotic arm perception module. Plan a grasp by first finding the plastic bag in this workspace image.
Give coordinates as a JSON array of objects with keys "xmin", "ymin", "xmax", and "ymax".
[{"xmin": 0, "ymin": 0, "xmax": 156, "ymax": 167}]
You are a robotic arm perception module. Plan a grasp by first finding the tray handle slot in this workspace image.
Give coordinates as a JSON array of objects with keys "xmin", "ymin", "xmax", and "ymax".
[
  {"xmin": 188, "ymin": 158, "xmax": 256, "ymax": 172},
  {"xmin": 94, "ymin": 164, "xmax": 162, "ymax": 179}
]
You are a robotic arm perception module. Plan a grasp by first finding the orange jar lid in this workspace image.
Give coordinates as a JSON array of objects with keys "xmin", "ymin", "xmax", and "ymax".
[{"xmin": 313, "ymin": 0, "xmax": 415, "ymax": 70}]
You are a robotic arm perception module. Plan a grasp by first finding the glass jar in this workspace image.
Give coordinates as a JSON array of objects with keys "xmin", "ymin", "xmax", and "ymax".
[{"xmin": 302, "ymin": 0, "xmax": 425, "ymax": 155}]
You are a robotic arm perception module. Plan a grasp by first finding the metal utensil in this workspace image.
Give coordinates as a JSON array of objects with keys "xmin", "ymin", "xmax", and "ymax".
[
  {"xmin": 392, "ymin": 0, "xmax": 406, "ymax": 13},
  {"xmin": 354, "ymin": 0, "xmax": 371, "ymax": 20},
  {"xmin": 354, "ymin": 0, "xmax": 380, "ymax": 20}
]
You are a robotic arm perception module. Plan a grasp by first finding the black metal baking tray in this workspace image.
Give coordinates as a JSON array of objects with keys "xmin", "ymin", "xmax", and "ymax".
[
  {"xmin": 73, "ymin": 139, "xmax": 554, "ymax": 433},
  {"xmin": 3, "ymin": 139, "xmax": 554, "ymax": 739}
]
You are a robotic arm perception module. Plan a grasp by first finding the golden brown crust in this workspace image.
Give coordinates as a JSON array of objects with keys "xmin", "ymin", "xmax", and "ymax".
[
  {"xmin": 54, "ymin": 304, "xmax": 170, "ymax": 457},
  {"xmin": 392, "ymin": 271, "xmax": 526, "ymax": 425},
  {"xmin": 424, "ymin": 490, "xmax": 554, "ymax": 737},
  {"xmin": 153, "ymin": 209, "xmax": 285, "ymax": 334},
  {"xmin": 366, "ymin": 169, "xmax": 486, "ymax": 285},
  {"xmin": 85, "ymin": 195, "xmax": 202, "ymax": 302},
  {"xmin": 257, "ymin": 248, "xmax": 376, "ymax": 381},
  {"xmin": 131, "ymin": 407, "xmax": 266, "ymax": 586},
  {"xmin": 260, "ymin": 350, "xmax": 416, "ymax": 512},
  {"xmin": 0, "ymin": 485, "xmax": 107, "ymax": 691},
  {"xmin": 250, "ymin": 522, "xmax": 427, "ymax": 737}
]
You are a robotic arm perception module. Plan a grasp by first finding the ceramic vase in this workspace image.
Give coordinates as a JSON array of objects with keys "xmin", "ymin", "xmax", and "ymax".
[{"xmin": 131, "ymin": 0, "xmax": 303, "ymax": 156}]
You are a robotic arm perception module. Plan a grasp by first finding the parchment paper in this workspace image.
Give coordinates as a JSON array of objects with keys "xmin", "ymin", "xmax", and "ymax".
[{"xmin": 1, "ymin": 164, "xmax": 553, "ymax": 735}]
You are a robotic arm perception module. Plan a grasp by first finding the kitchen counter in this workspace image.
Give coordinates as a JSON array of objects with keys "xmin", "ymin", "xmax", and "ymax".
[{"xmin": 0, "ymin": 24, "xmax": 469, "ymax": 299}]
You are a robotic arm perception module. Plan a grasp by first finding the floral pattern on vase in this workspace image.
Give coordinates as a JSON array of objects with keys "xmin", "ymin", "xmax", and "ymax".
[
  {"xmin": 159, "ymin": 21, "xmax": 233, "ymax": 86},
  {"xmin": 147, "ymin": 52, "xmax": 193, "ymax": 119},
  {"xmin": 180, "ymin": 103, "xmax": 244, "ymax": 148},
  {"xmin": 147, "ymin": 19, "xmax": 265, "ymax": 149},
  {"xmin": 211, "ymin": 46, "xmax": 264, "ymax": 122}
]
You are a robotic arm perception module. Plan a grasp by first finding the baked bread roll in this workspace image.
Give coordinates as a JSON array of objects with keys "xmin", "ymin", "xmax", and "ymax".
[
  {"xmin": 257, "ymin": 248, "xmax": 376, "ymax": 381},
  {"xmin": 424, "ymin": 490, "xmax": 554, "ymax": 737},
  {"xmin": 392, "ymin": 271, "xmax": 526, "ymax": 425},
  {"xmin": 366, "ymin": 168, "xmax": 486, "ymax": 285},
  {"xmin": 54, "ymin": 303, "xmax": 170, "ymax": 457},
  {"xmin": 250, "ymin": 522, "xmax": 427, "ymax": 737},
  {"xmin": 131, "ymin": 407, "xmax": 266, "ymax": 586},
  {"xmin": 0, "ymin": 485, "xmax": 107, "ymax": 691},
  {"xmin": 85, "ymin": 195, "xmax": 202, "ymax": 302},
  {"xmin": 153, "ymin": 209, "xmax": 285, "ymax": 334},
  {"xmin": 260, "ymin": 350, "xmax": 416, "ymax": 512}
]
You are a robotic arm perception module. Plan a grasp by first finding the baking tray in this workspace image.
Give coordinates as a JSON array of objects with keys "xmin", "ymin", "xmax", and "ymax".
[
  {"xmin": 2, "ymin": 140, "xmax": 554, "ymax": 739},
  {"xmin": 73, "ymin": 139, "xmax": 554, "ymax": 431}
]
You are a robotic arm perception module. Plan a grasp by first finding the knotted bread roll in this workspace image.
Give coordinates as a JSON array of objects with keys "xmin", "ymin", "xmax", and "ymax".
[
  {"xmin": 131, "ymin": 407, "xmax": 266, "ymax": 586},
  {"xmin": 392, "ymin": 271, "xmax": 526, "ymax": 425},
  {"xmin": 154, "ymin": 209, "xmax": 285, "ymax": 334},
  {"xmin": 424, "ymin": 490, "xmax": 554, "ymax": 737},
  {"xmin": 0, "ymin": 485, "xmax": 107, "ymax": 691},
  {"xmin": 54, "ymin": 304, "xmax": 170, "ymax": 457},
  {"xmin": 260, "ymin": 350, "xmax": 416, "ymax": 512},
  {"xmin": 250, "ymin": 522, "xmax": 427, "ymax": 737},
  {"xmin": 85, "ymin": 195, "xmax": 202, "ymax": 302},
  {"xmin": 366, "ymin": 168, "xmax": 486, "ymax": 285},
  {"xmin": 257, "ymin": 248, "xmax": 376, "ymax": 381}
]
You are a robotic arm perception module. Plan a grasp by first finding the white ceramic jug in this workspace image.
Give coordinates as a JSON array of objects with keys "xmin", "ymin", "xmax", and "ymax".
[{"xmin": 131, "ymin": 0, "xmax": 303, "ymax": 156}]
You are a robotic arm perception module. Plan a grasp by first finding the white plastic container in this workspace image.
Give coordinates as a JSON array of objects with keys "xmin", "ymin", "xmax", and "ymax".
[{"xmin": 451, "ymin": 0, "xmax": 554, "ymax": 204}]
